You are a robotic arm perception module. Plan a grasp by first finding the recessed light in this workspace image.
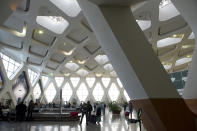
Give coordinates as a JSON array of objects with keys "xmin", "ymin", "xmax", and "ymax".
[
  {"xmin": 38, "ymin": 30, "xmax": 44, "ymax": 34},
  {"xmin": 182, "ymin": 45, "xmax": 190, "ymax": 49}
]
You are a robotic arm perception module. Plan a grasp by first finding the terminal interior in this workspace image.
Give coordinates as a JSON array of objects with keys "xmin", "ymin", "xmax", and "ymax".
[{"xmin": 0, "ymin": 0, "xmax": 197, "ymax": 131}]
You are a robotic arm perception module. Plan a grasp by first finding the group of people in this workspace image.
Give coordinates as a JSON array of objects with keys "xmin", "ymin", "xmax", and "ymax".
[
  {"xmin": 80, "ymin": 101, "xmax": 106, "ymax": 125},
  {"xmin": 15, "ymin": 100, "xmax": 35, "ymax": 121}
]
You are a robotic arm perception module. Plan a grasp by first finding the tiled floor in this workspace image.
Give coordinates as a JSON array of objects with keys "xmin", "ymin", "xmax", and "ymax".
[{"xmin": 0, "ymin": 110, "xmax": 146, "ymax": 131}]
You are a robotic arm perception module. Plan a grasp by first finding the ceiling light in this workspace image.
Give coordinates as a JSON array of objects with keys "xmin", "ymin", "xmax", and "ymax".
[
  {"xmin": 182, "ymin": 45, "xmax": 190, "ymax": 49},
  {"xmin": 172, "ymin": 34, "xmax": 184, "ymax": 38},
  {"xmin": 186, "ymin": 55, "xmax": 192, "ymax": 58},
  {"xmin": 60, "ymin": 48, "xmax": 75, "ymax": 56},
  {"xmin": 95, "ymin": 73, "xmax": 102, "ymax": 77},
  {"xmin": 38, "ymin": 30, "xmax": 44, "ymax": 34},
  {"xmin": 64, "ymin": 73, "xmax": 70, "ymax": 76}
]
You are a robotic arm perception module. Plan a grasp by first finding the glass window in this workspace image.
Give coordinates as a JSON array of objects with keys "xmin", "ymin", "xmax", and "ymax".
[
  {"xmin": 55, "ymin": 77, "xmax": 64, "ymax": 87},
  {"xmin": 108, "ymin": 83, "xmax": 120, "ymax": 101},
  {"xmin": 41, "ymin": 76, "xmax": 48, "ymax": 87},
  {"xmin": 93, "ymin": 83, "xmax": 104, "ymax": 101},
  {"xmin": 12, "ymin": 72, "xmax": 29, "ymax": 102},
  {"xmin": 28, "ymin": 69, "xmax": 39, "ymax": 86},
  {"xmin": 86, "ymin": 77, "xmax": 95, "ymax": 88},
  {"xmin": 0, "ymin": 52, "xmax": 21, "ymax": 79},
  {"xmin": 101, "ymin": 77, "xmax": 110, "ymax": 88},
  {"xmin": 124, "ymin": 90, "xmax": 130, "ymax": 101},
  {"xmin": 33, "ymin": 83, "xmax": 42, "ymax": 100},
  {"xmin": 70, "ymin": 77, "xmax": 80, "ymax": 88},
  {"xmin": 45, "ymin": 83, "xmax": 57, "ymax": 103},
  {"xmin": 62, "ymin": 83, "xmax": 73, "ymax": 101},
  {"xmin": 117, "ymin": 78, "xmax": 123, "ymax": 88},
  {"xmin": 77, "ymin": 83, "xmax": 88, "ymax": 101}
]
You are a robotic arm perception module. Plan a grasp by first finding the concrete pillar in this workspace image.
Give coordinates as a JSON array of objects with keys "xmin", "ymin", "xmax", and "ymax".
[
  {"xmin": 78, "ymin": 0, "xmax": 196, "ymax": 130},
  {"xmin": 171, "ymin": 0, "xmax": 197, "ymax": 116},
  {"xmin": 0, "ymin": 0, "xmax": 23, "ymax": 25}
]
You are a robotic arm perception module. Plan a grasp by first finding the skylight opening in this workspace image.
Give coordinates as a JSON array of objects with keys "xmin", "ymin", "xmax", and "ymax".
[
  {"xmin": 175, "ymin": 58, "xmax": 192, "ymax": 66},
  {"xmin": 36, "ymin": 16, "xmax": 69, "ymax": 34},
  {"xmin": 110, "ymin": 71, "xmax": 117, "ymax": 77},
  {"xmin": 0, "ymin": 52, "xmax": 21, "ymax": 79},
  {"xmin": 104, "ymin": 63, "xmax": 114, "ymax": 72},
  {"xmin": 33, "ymin": 83, "xmax": 42, "ymax": 100},
  {"xmin": 49, "ymin": 0, "xmax": 81, "ymax": 17},
  {"xmin": 76, "ymin": 68, "xmax": 89, "ymax": 77},
  {"xmin": 86, "ymin": 77, "xmax": 95, "ymax": 88},
  {"xmin": 70, "ymin": 77, "xmax": 80, "ymax": 88},
  {"xmin": 136, "ymin": 20, "xmax": 151, "ymax": 31},
  {"xmin": 65, "ymin": 62, "xmax": 79, "ymax": 71},
  {"xmin": 157, "ymin": 37, "xmax": 182, "ymax": 48},
  {"xmin": 62, "ymin": 83, "xmax": 73, "ymax": 101},
  {"xmin": 159, "ymin": 0, "xmax": 180, "ymax": 21},
  {"xmin": 28, "ymin": 69, "xmax": 39, "ymax": 86},
  {"xmin": 55, "ymin": 77, "xmax": 64, "ymax": 87},
  {"xmin": 188, "ymin": 32, "xmax": 195, "ymax": 39},
  {"xmin": 163, "ymin": 64, "xmax": 172, "ymax": 70},
  {"xmin": 95, "ymin": 55, "xmax": 109, "ymax": 65},
  {"xmin": 77, "ymin": 83, "xmax": 88, "ymax": 101},
  {"xmin": 93, "ymin": 83, "xmax": 104, "ymax": 101}
]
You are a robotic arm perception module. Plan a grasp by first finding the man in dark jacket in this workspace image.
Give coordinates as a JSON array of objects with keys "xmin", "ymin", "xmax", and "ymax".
[
  {"xmin": 87, "ymin": 101, "xmax": 92, "ymax": 122},
  {"xmin": 16, "ymin": 101, "xmax": 27, "ymax": 121},
  {"xmin": 79, "ymin": 102, "xmax": 88, "ymax": 125},
  {"xmin": 26, "ymin": 100, "xmax": 35, "ymax": 121}
]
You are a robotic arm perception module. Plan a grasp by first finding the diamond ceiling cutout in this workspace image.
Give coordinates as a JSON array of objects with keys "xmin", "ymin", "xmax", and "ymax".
[
  {"xmin": 159, "ymin": 0, "xmax": 180, "ymax": 21},
  {"xmin": 93, "ymin": 83, "xmax": 104, "ymax": 101},
  {"xmin": 108, "ymin": 83, "xmax": 120, "ymax": 101},
  {"xmin": 49, "ymin": 0, "xmax": 81, "ymax": 17},
  {"xmin": 55, "ymin": 77, "xmax": 64, "ymax": 87},
  {"xmin": 137, "ymin": 20, "xmax": 151, "ymax": 31},
  {"xmin": 44, "ymin": 83, "xmax": 57, "ymax": 103},
  {"xmin": 175, "ymin": 58, "xmax": 192, "ymax": 66},
  {"xmin": 36, "ymin": 16, "xmax": 69, "ymax": 34},
  {"xmin": 86, "ymin": 77, "xmax": 95, "ymax": 88},
  {"xmin": 70, "ymin": 77, "xmax": 80, "ymax": 88},
  {"xmin": 65, "ymin": 62, "xmax": 79, "ymax": 71},
  {"xmin": 76, "ymin": 68, "xmax": 89, "ymax": 77},
  {"xmin": 117, "ymin": 78, "xmax": 123, "ymax": 88},
  {"xmin": 157, "ymin": 37, "xmax": 182, "ymax": 48},
  {"xmin": 110, "ymin": 71, "xmax": 117, "ymax": 77},
  {"xmin": 28, "ymin": 69, "xmax": 39, "ymax": 86},
  {"xmin": 77, "ymin": 83, "xmax": 88, "ymax": 101},
  {"xmin": 33, "ymin": 83, "xmax": 42, "ymax": 100},
  {"xmin": 188, "ymin": 32, "xmax": 195, "ymax": 39},
  {"xmin": 104, "ymin": 63, "xmax": 114, "ymax": 72},
  {"xmin": 95, "ymin": 55, "xmax": 109, "ymax": 65},
  {"xmin": 101, "ymin": 77, "xmax": 111, "ymax": 88},
  {"xmin": 62, "ymin": 83, "xmax": 73, "ymax": 101},
  {"xmin": 0, "ymin": 52, "xmax": 21, "ymax": 79}
]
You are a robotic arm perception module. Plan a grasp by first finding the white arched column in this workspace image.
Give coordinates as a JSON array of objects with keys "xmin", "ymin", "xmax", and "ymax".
[
  {"xmin": 78, "ymin": 0, "xmax": 196, "ymax": 130},
  {"xmin": 171, "ymin": 0, "xmax": 197, "ymax": 115}
]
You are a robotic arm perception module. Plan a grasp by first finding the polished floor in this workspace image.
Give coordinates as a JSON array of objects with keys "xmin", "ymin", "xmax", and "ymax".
[{"xmin": 0, "ymin": 110, "xmax": 146, "ymax": 131}]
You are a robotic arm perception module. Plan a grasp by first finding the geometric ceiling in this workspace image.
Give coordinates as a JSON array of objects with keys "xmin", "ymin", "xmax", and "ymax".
[{"xmin": 0, "ymin": 0, "xmax": 195, "ymax": 78}]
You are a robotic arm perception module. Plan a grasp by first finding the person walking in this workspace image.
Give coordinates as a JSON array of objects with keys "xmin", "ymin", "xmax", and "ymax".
[
  {"xmin": 87, "ymin": 101, "xmax": 92, "ymax": 122},
  {"xmin": 16, "ymin": 101, "xmax": 27, "ymax": 121},
  {"xmin": 96, "ymin": 104, "xmax": 101, "ymax": 125},
  {"xmin": 101, "ymin": 102, "xmax": 106, "ymax": 115},
  {"xmin": 26, "ymin": 100, "xmax": 35, "ymax": 121},
  {"xmin": 128, "ymin": 100, "xmax": 133, "ymax": 119},
  {"xmin": 79, "ymin": 102, "xmax": 88, "ymax": 125}
]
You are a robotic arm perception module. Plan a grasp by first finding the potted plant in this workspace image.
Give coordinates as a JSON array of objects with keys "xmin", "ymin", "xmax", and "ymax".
[{"xmin": 108, "ymin": 102, "xmax": 122, "ymax": 115}]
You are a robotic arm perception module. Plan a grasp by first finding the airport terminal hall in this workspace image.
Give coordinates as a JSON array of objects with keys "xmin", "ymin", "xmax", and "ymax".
[{"xmin": 1, "ymin": 0, "xmax": 197, "ymax": 131}]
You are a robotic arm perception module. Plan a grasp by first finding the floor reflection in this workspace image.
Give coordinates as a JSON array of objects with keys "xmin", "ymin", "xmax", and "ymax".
[{"xmin": 0, "ymin": 110, "xmax": 146, "ymax": 131}]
